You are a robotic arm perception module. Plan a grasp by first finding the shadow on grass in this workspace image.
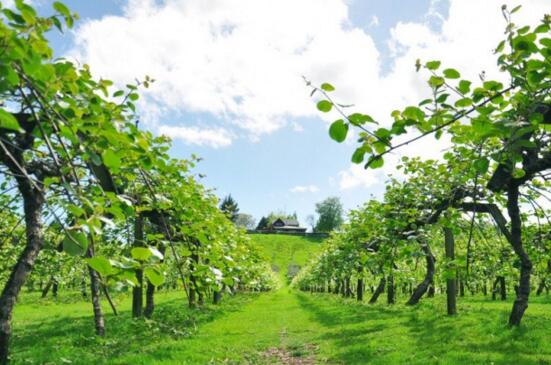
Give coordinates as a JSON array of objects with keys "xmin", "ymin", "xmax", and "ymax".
[
  {"xmin": 296, "ymin": 292, "xmax": 551, "ymax": 365},
  {"xmin": 11, "ymin": 292, "xmax": 260, "ymax": 365}
]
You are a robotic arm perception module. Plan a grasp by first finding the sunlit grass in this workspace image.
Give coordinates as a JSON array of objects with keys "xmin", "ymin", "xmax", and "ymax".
[{"xmin": 10, "ymin": 235, "xmax": 551, "ymax": 364}]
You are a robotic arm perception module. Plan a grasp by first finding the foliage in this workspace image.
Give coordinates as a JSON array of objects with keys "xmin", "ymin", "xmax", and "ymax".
[
  {"xmin": 308, "ymin": 5, "xmax": 551, "ymax": 326},
  {"xmin": 314, "ymin": 196, "xmax": 344, "ymax": 233},
  {"xmin": 0, "ymin": 2, "xmax": 274, "ymax": 362},
  {"xmin": 220, "ymin": 194, "xmax": 240, "ymax": 223},
  {"xmin": 234, "ymin": 213, "xmax": 256, "ymax": 230}
]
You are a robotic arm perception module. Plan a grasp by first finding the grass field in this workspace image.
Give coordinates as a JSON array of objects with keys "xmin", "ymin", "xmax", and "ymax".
[{"xmin": 10, "ymin": 234, "xmax": 551, "ymax": 364}]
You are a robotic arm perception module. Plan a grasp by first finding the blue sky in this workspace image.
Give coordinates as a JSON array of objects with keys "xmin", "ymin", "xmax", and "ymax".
[{"xmin": 27, "ymin": 0, "xmax": 547, "ymax": 227}]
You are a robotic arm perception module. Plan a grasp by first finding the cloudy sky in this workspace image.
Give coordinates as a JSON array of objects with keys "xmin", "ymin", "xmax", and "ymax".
[{"xmin": 34, "ymin": 0, "xmax": 548, "ymax": 226}]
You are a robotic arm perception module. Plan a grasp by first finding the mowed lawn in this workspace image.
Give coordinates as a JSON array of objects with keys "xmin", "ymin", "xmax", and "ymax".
[{"xmin": 10, "ymin": 235, "xmax": 551, "ymax": 364}]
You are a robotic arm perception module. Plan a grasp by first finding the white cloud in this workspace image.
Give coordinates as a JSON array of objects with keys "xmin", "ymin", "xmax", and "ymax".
[
  {"xmin": 290, "ymin": 185, "xmax": 320, "ymax": 193},
  {"xmin": 158, "ymin": 125, "xmax": 233, "ymax": 148},
  {"xmin": 338, "ymin": 164, "xmax": 380, "ymax": 190},
  {"xmin": 69, "ymin": 0, "xmax": 380, "ymax": 140},
  {"xmin": 68, "ymin": 0, "xmax": 548, "ymax": 160},
  {"xmin": 369, "ymin": 15, "xmax": 380, "ymax": 28}
]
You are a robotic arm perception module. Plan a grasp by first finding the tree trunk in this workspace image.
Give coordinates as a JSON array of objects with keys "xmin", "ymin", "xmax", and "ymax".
[
  {"xmin": 356, "ymin": 278, "xmax": 364, "ymax": 301},
  {"xmin": 52, "ymin": 280, "xmax": 58, "ymax": 298},
  {"xmin": 213, "ymin": 285, "xmax": 225, "ymax": 304},
  {"xmin": 406, "ymin": 241, "xmax": 436, "ymax": 305},
  {"xmin": 0, "ymin": 189, "xmax": 44, "ymax": 365},
  {"xmin": 132, "ymin": 214, "xmax": 144, "ymax": 318},
  {"xmin": 87, "ymin": 246, "xmax": 105, "ymax": 336},
  {"xmin": 427, "ymin": 279, "xmax": 435, "ymax": 298},
  {"xmin": 444, "ymin": 227, "xmax": 457, "ymax": 315},
  {"xmin": 369, "ymin": 277, "xmax": 386, "ymax": 304},
  {"xmin": 41, "ymin": 277, "xmax": 53, "ymax": 298},
  {"xmin": 537, "ymin": 279, "xmax": 546, "ymax": 296},
  {"xmin": 506, "ymin": 183, "xmax": 532, "ymax": 326},
  {"xmin": 345, "ymin": 277, "xmax": 352, "ymax": 297},
  {"xmin": 387, "ymin": 274, "xmax": 395, "ymax": 305},
  {"xmin": 144, "ymin": 281, "xmax": 155, "ymax": 318}
]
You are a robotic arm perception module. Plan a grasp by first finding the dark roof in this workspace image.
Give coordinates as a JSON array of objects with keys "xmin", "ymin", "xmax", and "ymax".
[
  {"xmin": 272, "ymin": 218, "xmax": 303, "ymax": 229},
  {"xmin": 282, "ymin": 219, "xmax": 299, "ymax": 227}
]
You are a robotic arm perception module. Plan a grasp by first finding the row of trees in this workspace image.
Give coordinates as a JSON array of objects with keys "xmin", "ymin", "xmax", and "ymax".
[
  {"xmin": 297, "ymin": 5, "xmax": 551, "ymax": 326},
  {"xmin": 0, "ymin": 2, "xmax": 273, "ymax": 363}
]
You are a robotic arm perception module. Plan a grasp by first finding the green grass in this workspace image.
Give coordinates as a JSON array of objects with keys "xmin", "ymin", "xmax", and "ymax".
[
  {"xmin": 9, "ymin": 235, "xmax": 551, "ymax": 364},
  {"xmin": 248, "ymin": 233, "xmax": 324, "ymax": 281}
]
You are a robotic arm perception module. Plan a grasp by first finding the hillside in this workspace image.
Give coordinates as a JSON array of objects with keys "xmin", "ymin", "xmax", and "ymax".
[{"xmin": 248, "ymin": 234, "xmax": 324, "ymax": 282}]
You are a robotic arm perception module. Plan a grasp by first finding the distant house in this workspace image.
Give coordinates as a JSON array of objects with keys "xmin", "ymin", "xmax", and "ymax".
[{"xmin": 271, "ymin": 218, "xmax": 307, "ymax": 233}]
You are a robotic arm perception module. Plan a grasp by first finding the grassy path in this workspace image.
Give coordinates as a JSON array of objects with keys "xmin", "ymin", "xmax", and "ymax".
[{"xmin": 11, "ymin": 235, "xmax": 551, "ymax": 364}]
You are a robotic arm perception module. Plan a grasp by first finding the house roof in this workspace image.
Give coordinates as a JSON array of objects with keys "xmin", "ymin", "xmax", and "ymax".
[{"xmin": 273, "ymin": 218, "xmax": 300, "ymax": 227}]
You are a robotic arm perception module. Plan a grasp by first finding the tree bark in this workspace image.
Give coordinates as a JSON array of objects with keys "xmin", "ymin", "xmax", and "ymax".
[
  {"xmin": 427, "ymin": 279, "xmax": 435, "ymax": 298},
  {"xmin": 41, "ymin": 277, "xmax": 53, "ymax": 298},
  {"xmin": 132, "ymin": 214, "xmax": 144, "ymax": 318},
  {"xmin": 345, "ymin": 277, "xmax": 352, "ymax": 297},
  {"xmin": 506, "ymin": 183, "xmax": 532, "ymax": 326},
  {"xmin": 537, "ymin": 279, "xmax": 546, "ymax": 296},
  {"xmin": 387, "ymin": 274, "xmax": 395, "ymax": 305},
  {"xmin": 87, "ymin": 246, "xmax": 105, "ymax": 336},
  {"xmin": 407, "ymin": 241, "xmax": 435, "ymax": 305},
  {"xmin": 144, "ymin": 281, "xmax": 155, "ymax": 318},
  {"xmin": 0, "ymin": 189, "xmax": 44, "ymax": 365},
  {"xmin": 213, "ymin": 285, "xmax": 224, "ymax": 305},
  {"xmin": 356, "ymin": 278, "xmax": 364, "ymax": 301},
  {"xmin": 369, "ymin": 277, "xmax": 386, "ymax": 304},
  {"xmin": 444, "ymin": 227, "xmax": 457, "ymax": 315}
]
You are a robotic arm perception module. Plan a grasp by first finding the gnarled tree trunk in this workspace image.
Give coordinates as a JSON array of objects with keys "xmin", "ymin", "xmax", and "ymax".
[
  {"xmin": 369, "ymin": 277, "xmax": 386, "ymax": 304},
  {"xmin": 407, "ymin": 241, "xmax": 435, "ymax": 305},
  {"xmin": 0, "ymin": 186, "xmax": 44, "ymax": 365},
  {"xmin": 506, "ymin": 183, "xmax": 532, "ymax": 326}
]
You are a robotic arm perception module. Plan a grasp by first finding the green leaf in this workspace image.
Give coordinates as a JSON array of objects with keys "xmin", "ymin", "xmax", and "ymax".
[
  {"xmin": 351, "ymin": 148, "xmax": 366, "ymax": 164},
  {"xmin": 348, "ymin": 113, "xmax": 375, "ymax": 125},
  {"xmin": 473, "ymin": 158, "xmax": 489, "ymax": 174},
  {"xmin": 131, "ymin": 247, "xmax": 152, "ymax": 261},
  {"xmin": 458, "ymin": 80, "xmax": 471, "ymax": 94},
  {"xmin": 144, "ymin": 267, "xmax": 165, "ymax": 287},
  {"xmin": 63, "ymin": 230, "xmax": 89, "ymax": 256},
  {"xmin": 317, "ymin": 100, "xmax": 333, "ymax": 113},
  {"xmin": 86, "ymin": 256, "xmax": 113, "ymax": 276},
  {"xmin": 455, "ymin": 98, "xmax": 473, "ymax": 108},
  {"xmin": 328, "ymin": 119, "xmax": 348, "ymax": 143},
  {"xmin": 53, "ymin": 2, "xmax": 70, "ymax": 17},
  {"xmin": 367, "ymin": 156, "xmax": 384, "ymax": 169},
  {"xmin": 510, "ymin": 5, "xmax": 521, "ymax": 13},
  {"xmin": 428, "ymin": 76, "xmax": 445, "ymax": 88},
  {"xmin": 425, "ymin": 60, "xmax": 441, "ymax": 70},
  {"xmin": 495, "ymin": 40, "xmax": 505, "ymax": 53},
  {"xmin": 320, "ymin": 83, "xmax": 335, "ymax": 92},
  {"xmin": 0, "ymin": 109, "xmax": 23, "ymax": 132},
  {"xmin": 512, "ymin": 168, "xmax": 525, "ymax": 178},
  {"xmin": 102, "ymin": 149, "xmax": 121, "ymax": 170},
  {"xmin": 443, "ymin": 68, "xmax": 461, "ymax": 79}
]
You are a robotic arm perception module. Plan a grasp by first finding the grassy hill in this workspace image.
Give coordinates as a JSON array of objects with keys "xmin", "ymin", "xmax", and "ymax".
[{"xmin": 248, "ymin": 234, "xmax": 324, "ymax": 282}]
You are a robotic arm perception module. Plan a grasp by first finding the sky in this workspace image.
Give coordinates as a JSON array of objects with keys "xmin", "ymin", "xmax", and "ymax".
[{"xmin": 17, "ymin": 0, "xmax": 550, "ymax": 227}]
